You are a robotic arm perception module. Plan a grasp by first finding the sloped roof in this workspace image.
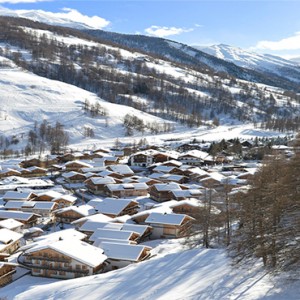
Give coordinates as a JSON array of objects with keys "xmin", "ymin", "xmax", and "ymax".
[
  {"xmin": 99, "ymin": 242, "xmax": 151, "ymax": 261},
  {"xmin": 25, "ymin": 239, "xmax": 107, "ymax": 267},
  {"xmin": 145, "ymin": 212, "xmax": 193, "ymax": 225}
]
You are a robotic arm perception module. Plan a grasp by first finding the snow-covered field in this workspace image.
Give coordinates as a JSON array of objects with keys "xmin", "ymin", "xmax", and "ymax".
[{"xmin": 1, "ymin": 239, "xmax": 299, "ymax": 300}]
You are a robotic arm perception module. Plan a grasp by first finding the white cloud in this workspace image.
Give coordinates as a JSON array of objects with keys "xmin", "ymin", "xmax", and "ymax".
[
  {"xmin": 145, "ymin": 25, "xmax": 194, "ymax": 38},
  {"xmin": 253, "ymin": 32, "xmax": 300, "ymax": 51},
  {"xmin": 0, "ymin": 6, "xmax": 110, "ymax": 30}
]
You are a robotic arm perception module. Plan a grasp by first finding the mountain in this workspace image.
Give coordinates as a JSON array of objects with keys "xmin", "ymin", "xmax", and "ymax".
[
  {"xmin": 200, "ymin": 44, "xmax": 300, "ymax": 83},
  {"xmin": 83, "ymin": 30, "xmax": 300, "ymax": 92},
  {"xmin": 290, "ymin": 57, "xmax": 300, "ymax": 64},
  {"xmin": 0, "ymin": 7, "xmax": 105, "ymax": 30},
  {"xmin": 0, "ymin": 16, "xmax": 299, "ymax": 151}
]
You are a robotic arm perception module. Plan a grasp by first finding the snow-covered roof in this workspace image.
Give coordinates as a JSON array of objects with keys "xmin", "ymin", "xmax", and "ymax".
[
  {"xmin": 88, "ymin": 198, "xmax": 138, "ymax": 215},
  {"xmin": 25, "ymin": 239, "xmax": 107, "ymax": 268},
  {"xmin": 2, "ymin": 191, "xmax": 33, "ymax": 200},
  {"xmin": 108, "ymin": 164, "xmax": 134, "ymax": 175},
  {"xmin": 0, "ymin": 218, "xmax": 23, "ymax": 230},
  {"xmin": 4, "ymin": 200, "xmax": 56, "ymax": 210},
  {"xmin": 145, "ymin": 212, "xmax": 193, "ymax": 225},
  {"xmin": 0, "ymin": 228, "xmax": 23, "ymax": 250},
  {"xmin": 0, "ymin": 210, "xmax": 40, "ymax": 221},
  {"xmin": 33, "ymin": 228, "xmax": 87, "ymax": 243},
  {"xmin": 153, "ymin": 182, "xmax": 182, "ymax": 191},
  {"xmin": 89, "ymin": 228, "xmax": 138, "ymax": 242},
  {"xmin": 98, "ymin": 242, "xmax": 151, "ymax": 261},
  {"xmin": 62, "ymin": 171, "xmax": 86, "ymax": 179},
  {"xmin": 54, "ymin": 204, "xmax": 96, "ymax": 217},
  {"xmin": 71, "ymin": 213, "xmax": 113, "ymax": 226},
  {"xmin": 87, "ymin": 176, "xmax": 116, "ymax": 185},
  {"xmin": 105, "ymin": 182, "xmax": 148, "ymax": 191}
]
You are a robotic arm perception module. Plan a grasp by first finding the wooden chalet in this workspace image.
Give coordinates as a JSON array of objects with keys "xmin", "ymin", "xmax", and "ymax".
[
  {"xmin": 62, "ymin": 171, "xmax": 87, "ymax": 183},
  {"xmin": 0, "ymin": 168, "xmax": 21, "ymax": 179},
  {"xmin": 52, "ymin": 194, "xmax": 77, "ymax": 208},
  {"xmin": 54, "ymin": 205, "xmax": 96, "ymax": 224},
  {"xmin": 144, "ymin": 212, "xmax": 194, "ymax": 239},
  {"xmin": 64, "ymin": 160, "xmax": 93, "ymax": 172},
  {"xmin": 4, "ymin": 201, "xmax": 58, "ymax": 217},
  {"xmin": 0, "ymin": 211, "xmax": 40, "ymax": 227},
  {"xmin": 21, "ymin": 239, "xmax": 107, "ymax": 279},
  {"xmin": 149, "ymin": 183, "xmax": 184, "ymax": 202},
  {"xmin": 0, "ymin": 218, "xmax": 24, "ymax": 232},
  {"xmin": 84, "ymin": 176, "xmax": 121, "ymax": 195},
  {"xmin": 88, "ymin": 198, "xmax": 139, "ymax": 218},
  {"xmin": 0, "ymin": 228, "xmax": 23, "ymax": 254},
  {"xmin": 96, "ymin": 242, "xmax": 152, "ymax": 271},
  {"xmin": 103, "ymin": 183, "xmax": 148, "ymax": 198},
  {"xmin": 2, "ymin": 191, "xmax": 36, "ymax": 202},
  {"xmin": 0, "ymin": 262, "xmax": 17, "ymax": 287}
]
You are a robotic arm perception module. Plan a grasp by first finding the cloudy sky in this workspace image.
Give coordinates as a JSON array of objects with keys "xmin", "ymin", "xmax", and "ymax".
[{"xmin": 1, "ymin": 0, "xmax": 300, "ymax": 59}]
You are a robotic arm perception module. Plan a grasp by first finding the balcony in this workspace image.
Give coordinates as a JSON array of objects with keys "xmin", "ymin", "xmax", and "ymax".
[
  {"xmin": 23, "ymin": 262, "xmax": 89, "ymax": 275},
  {"xmin": 30, "ymin": 256, "xmax": 71, "ymax": 263}
]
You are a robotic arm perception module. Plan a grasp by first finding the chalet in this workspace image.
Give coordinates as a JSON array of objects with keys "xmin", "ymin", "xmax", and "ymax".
[
  {"xmin": 0, "ymin": 228, "xmax": 23, "ymax": 254},
  {"xmin": 178, "ymin": 150, "xmax": 213, "ymax": 166},
  {"xmin": 200, "ymin": 172, "xmax": 225, "ymax": 188},
  {"xmin": 0, "ymin": 262, "xmax": 17, "ymax": 287},
  {"xmin": 4, "ymin": 201, "xmax": 58, "ymax": 217},
  {"xmin": 89, "ymin": 228, "xmax": 140, "ymax": 243},
  {"xmin": 0, "ymin": 211, "xmax": 40, "ymax": 227},
  {"xmin": 62, "ymin": 171, "xmax": 87, "ymax": 183},
  {"xmin": 79, "ymin": 221, "xmax": 152, "ymax": 241},
  {"xmin": 128, "ymin": 150, "xmax": 158, "ymax": 167},
  {"xmin": 59, "ymin": 152, "xmax": 85, "ymax": 163},
  {"xmin": 2, "ymin": 191, "xmax": 36, "ymax": 202},
  {"xmin": 52, "ymin": 194, "xmax": 77, "ymax": 208},
  {"xmin": 176, "ymin": 143, "xmax": 203, "ymax": 152},
  {"xmin": 20, "ymin": 158, "xmax": 43, "ymax": 168},
  {"xmin": 71, "ymin": 213, "xmax": 113, "ymax": 229},
  {"xmin": 169, "ymin": 199, "xmax": 204, "ymax": 218},
  {"xmin": 34, "ymin": 190, "xmax": 63, "ymax": 202},
  {"xmin": 96, "ymin": 242, "xmax": 152, "ymax": 271},
  {"xmin": 170, "ymin": 189, "xmax": 203, "ymax": 201},
  {"xmin": 23, "ymin": 166, "xmax": 47, "ymax": 177},
  {"xmin": 21, "ymin": 239, "xmax": 107, "ymax": 279},
  {"xmin": 0, "ymin": 177, "xmax": 54, "ymax": 194},
  {"xmin": 122, "ymin": 176, "xmax": 161, "ymax": 187},
  {"xmin": 149, "ymin": 183, "xmax": 183, "ymax": 202},
  {"xmin": 0, "ymin": 168, "xmax": 21, "ymax": 179},
  {"xmin": 0, "ymin": 218, "xmax": 24, "ymax": 232},
  {"xmin": 88, "ymin": 198, "xmax": 139, "ymax": 218},
  {"xmin": 54, "ymin": 205, "xmax": 96, "ymax": 224},
  {"xmin": 64, "ymin": 160, "xmax": 93, "ymax": 172},
  {"xmin": 107, "ymin": 165, "xmax": 134, "ymax": 177},
  {"xmin": 144, "ymin": 212, "xmax": 194, "ymax": 239},
  {"xmin": 158, "ymin": 174, "xmax": 188, "ymax": 184},
  {"xmin": 102, "ymin": 156, "xmax": 119, "ymax": 166},
  {"xmin": 103, "ymin": 182, "xmax": 148, "ymax": 198},
  {"xmin": 84, "ymin": 176, "xmax": 121, "ymax": 195}
]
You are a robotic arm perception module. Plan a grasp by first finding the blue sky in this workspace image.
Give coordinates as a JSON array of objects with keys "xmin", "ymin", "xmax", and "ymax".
[{"xmin": 1, "ymin": 0, "xmax": 300, "ymax": 58}]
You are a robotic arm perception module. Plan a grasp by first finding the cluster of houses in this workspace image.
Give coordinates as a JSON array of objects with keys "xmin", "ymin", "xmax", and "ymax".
[{"xmin": 0, "ymin": 140, "xmax": 281, "ymax": 285}]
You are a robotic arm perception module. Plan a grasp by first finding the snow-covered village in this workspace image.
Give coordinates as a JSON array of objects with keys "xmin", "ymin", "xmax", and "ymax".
[{"xmin": 0, "ymin": 1, "xmax": 300, "ymax": 299}]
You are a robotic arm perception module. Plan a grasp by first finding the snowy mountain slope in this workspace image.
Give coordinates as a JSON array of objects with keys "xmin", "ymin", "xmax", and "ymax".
[
  {"xmin": 0, "ymin": 62, "xmax": 175, "ymax": 145},
  {"xmin": 200, "ymin": 44, "xmax": 300, "ymax": 83},
  {"xmin": 0, "ymin": 7, "xmax": 108, "ymax": 30},
  {"xmin": 1, "ymin": 239, "xmax": 299, "ymax": 300}
]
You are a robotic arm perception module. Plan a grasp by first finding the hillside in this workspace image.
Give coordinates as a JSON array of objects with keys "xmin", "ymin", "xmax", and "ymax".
[
  {"xmin": 0, "ymin": 16, "xmax": 299, "ymax": 141},
  {"xmin": 1, "ymin": 239, "xmax": 299, "ymax": 300},
  {"xmin": 200, "ymin": 44, "xmax": 300, "ymax": 83},
  {"xmin": 0, "ymin": 57, "xmax": 176, "ymax": 148}
]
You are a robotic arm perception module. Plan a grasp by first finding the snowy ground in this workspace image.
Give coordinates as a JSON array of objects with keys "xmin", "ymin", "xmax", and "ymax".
[{"xmin": 1, "ymin": 239, "xmax": 299, "ymax": 300}]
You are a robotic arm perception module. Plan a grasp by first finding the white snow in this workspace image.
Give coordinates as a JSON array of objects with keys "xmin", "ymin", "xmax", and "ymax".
[{"xmin": 1, "ymin": 239, "xmax": 299, "ymax": 300}]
